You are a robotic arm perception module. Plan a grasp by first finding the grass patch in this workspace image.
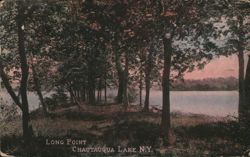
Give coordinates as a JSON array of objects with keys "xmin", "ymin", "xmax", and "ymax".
[{"xmin": 1, "ymin": 107, "xmax": 250, "ymax": 157}]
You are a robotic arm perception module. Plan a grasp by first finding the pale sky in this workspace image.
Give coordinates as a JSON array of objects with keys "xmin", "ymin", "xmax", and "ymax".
[{"xmin": 184, "ymin": 54, "xmax": 249, "ymax": 80}]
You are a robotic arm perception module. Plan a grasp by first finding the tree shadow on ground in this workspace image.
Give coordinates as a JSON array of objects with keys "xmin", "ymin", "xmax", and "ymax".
[{"xmin": 2, "ymin": 112, "xmax": 250, "ymax": 157}]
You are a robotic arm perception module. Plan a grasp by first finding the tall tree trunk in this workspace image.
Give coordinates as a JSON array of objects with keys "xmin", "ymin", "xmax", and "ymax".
[
  {"xmin": 31, "ymin": 62, "xmax": 48, "ymax": 116},
  {"xmin": 115, "ymin": 52, "xmax": 125, "ymax": 103},
  {"xmin": 238, "ymin": 45, "xmax": 246, "ymax": 123},
  {"xmin": 117, "ymin": 73, "xmax": 124, "ymax": 103},
  {"xmin": 144, "ymin": 50, "xmax": 154, "ymax": 112},
  {"xmin": 139, "ymin": 51, "xmax": 144, "ymax": 107},
  {"xmin": 123, "ymin": 52, "xmax": 129, "ymax": 109},
  {"xmin": 161, "ymin": 36, "xmax": 172, "ymax": 145},
  {"xmin": 17, "ymin": 5, "xmax": 32, "ymax": 150},
  {"xmin": 238, "ymin": 15, "xmax": 246, "ymax": 124},
  {"xmin": 245, "ymin": 56, "xmax": 250, "ymax": 122}
]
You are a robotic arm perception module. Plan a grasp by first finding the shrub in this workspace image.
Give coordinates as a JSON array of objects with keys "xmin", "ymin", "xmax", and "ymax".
[{"xmin": 128, "ymin": 87, "xmax": 138, "ymax": 103}]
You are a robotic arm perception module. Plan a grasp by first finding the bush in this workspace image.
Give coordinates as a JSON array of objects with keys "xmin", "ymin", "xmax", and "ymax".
[
  {"xmin": 44, "ymin": 97, "xmax": 57, "ymax": 111},
  {"xmin": 0, "ymin": 98, "xmax": 18, "ymax": 123},
  {"xmin": 44, "ymin": 89, "xmax": 68, "ymax": 111},
  {"xmin": 128, "ymin": 88, "xmax": 138, "ymax": 103}
]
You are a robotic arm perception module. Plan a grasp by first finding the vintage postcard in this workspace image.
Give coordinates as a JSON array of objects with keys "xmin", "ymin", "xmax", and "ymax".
[{"xmin": 0, "ymin": 0, "xmax": 250, "ymax": 156}]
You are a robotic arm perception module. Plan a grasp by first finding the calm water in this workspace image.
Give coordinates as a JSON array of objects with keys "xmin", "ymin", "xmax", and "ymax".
[
  {"xmin": 0, "ymin": 90, "xmax": 238, "ymax": 117},
  {"xmin": 0, "ymin": 91, "xmax": 52, "ymax": 111},
  {"xmin": 146, "ymin": 90, "xmax": 238, "ymax": 117}
]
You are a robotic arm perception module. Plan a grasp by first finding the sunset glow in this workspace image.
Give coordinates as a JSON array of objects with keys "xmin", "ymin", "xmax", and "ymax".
[{"xmin": 184, "ymin": 54, "xmax": 249, "ymax": 80}]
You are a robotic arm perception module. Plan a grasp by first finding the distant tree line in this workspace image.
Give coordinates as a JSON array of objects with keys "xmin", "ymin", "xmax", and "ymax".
[{"xmin": 172, "ymin": 77, "xmax": 238, "ymax": 91}]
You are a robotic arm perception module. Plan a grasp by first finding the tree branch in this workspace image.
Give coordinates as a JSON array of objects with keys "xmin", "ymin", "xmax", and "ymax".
[{"xmin": 0, "ymin": 61, "xmax": 23, "ymax": 110}]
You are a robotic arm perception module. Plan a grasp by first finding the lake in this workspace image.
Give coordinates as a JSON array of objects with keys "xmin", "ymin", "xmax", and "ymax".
[
  {"xmin": 0, "ymin": 90, "xmax": 238, "ymax": 117},
  {"xmin": 145, "ymin": 90, "xmax": 238, "ymax": 117}
]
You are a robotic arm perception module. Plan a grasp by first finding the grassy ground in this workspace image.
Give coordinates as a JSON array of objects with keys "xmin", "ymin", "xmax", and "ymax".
[{"xmin": 1, "ymin": 104, "xmax": 250, "ymax": 157}]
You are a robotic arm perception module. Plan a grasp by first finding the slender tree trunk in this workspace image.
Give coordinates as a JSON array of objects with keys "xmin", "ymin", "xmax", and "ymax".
[
  {"xmin": 99, "ymin": 90, "xmax": 101, "ymax": 102},
  {"xmin": 84, "ymin": 87, "xmax": 86, "ymax": 101},
  {"xmin": 144, "ymin": 50, "xmax": 154, "ymax": 112},
  {"xmin": 87, "ymin": 53, "xmax": 96, "ymax": 105},
  {"xmin": 98, "ymin": 78, "xmax": 102, "ymax": 102},
  {"xmin": 78, "ymin": 89, "xmax": 81, "ymax": 100},
  {"xmin": 17, "ymin": 9, "xmax": 32, "ymax": 151},
  {"xmin": 123, "ymin": 52, "xmax": 129, "ymax": 109},
  {"xmin": 69, "ymin": 87, "xmax": 74, "ymax": 103},
  {"xmin": 81, "ymin": 86, "xmax": 86, "ymax": 101},
  {"xmin": 104, "ymin": 74, "xmax": 107, "ymax": 103},
  {"xmin": 88, "ymin": 61, "xmax": 96, "ymax": 105},
  {"xmin": 117, "ymin": 73, "xmax": 124, "ymax": 103},
  {"xmin": 139, "ymin": 51, "xmax": 144, "ymax": 107},
  {"xmin": 161, "ymin": 36, "xmax": 172, "ymax": 145},
  {"xmin": 98, "ymin": 90, "xmax": 101, "ymax": 102},
  {"xmin": 88, "ymin": 73, "xmax": 95, "ymax": 105},
  {"xmin": 139, "ymin": 70, "xmax": 143, "ymax": 106},
  {"xmin": 31, "ymin": 63, "xmax": 48, "ymax": 115},
  {"xmin": 86, "ymin": 91, "xmax": 89, "ymax": 102},
  {"xmin": 115, "ymin": 52, "xmax": 125, "ymax": 103},
  {"xmin": 97, "ymin": 89, "xmax": 99, "ymax": 102},
  {"xmin": 144, "ymin": 75, "xmax": 150, "ymax": 112}
]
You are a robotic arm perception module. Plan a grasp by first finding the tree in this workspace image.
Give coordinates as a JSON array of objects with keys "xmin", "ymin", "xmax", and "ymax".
[
  {"xmin": 153, "ymin": 0, "xmax": 217, "ymax": 145},
  {"xmin": 245, "ymin": 55, "xmax": 250, "ymax": 122},
  {"xmin": 207, "ymin": 0, "xmax": 250, "ymax": 123},
  {"xmin": 0, "ymin": 0, "xmax": 38, "ymax": 153},
  {"xmin": 97, "ymin": 0, "xmax": 217, "ymax": 144},
  {"xmin": 78, "ymin": 1, "xmax": 217, "ymax": 144},
  {"xmin": 29, "ymin": 57, "xmax": 50, "ymax": 115},
  {"xmin": 136, "ymin": 23, "xmax": 162, "ymax": 112},
  {"xmin": 45, "ymin": 0, "xmax": 116, "ymax": 106},
  {"xmin": 0, "ymin": 0, "xmax": 59, "ymax": 152},
  {"xmin": 226, "ymin": 1, "xmax": 250, "ymax": 124},
  {"xmin": 25, "ymin": 9, "xmax": 58, "ymax": 115}
]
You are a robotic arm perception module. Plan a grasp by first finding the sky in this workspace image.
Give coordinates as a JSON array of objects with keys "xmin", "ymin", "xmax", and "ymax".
[{"xmin": 184, "ymin": 54, "xmax": 249, "ymax": 80}]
